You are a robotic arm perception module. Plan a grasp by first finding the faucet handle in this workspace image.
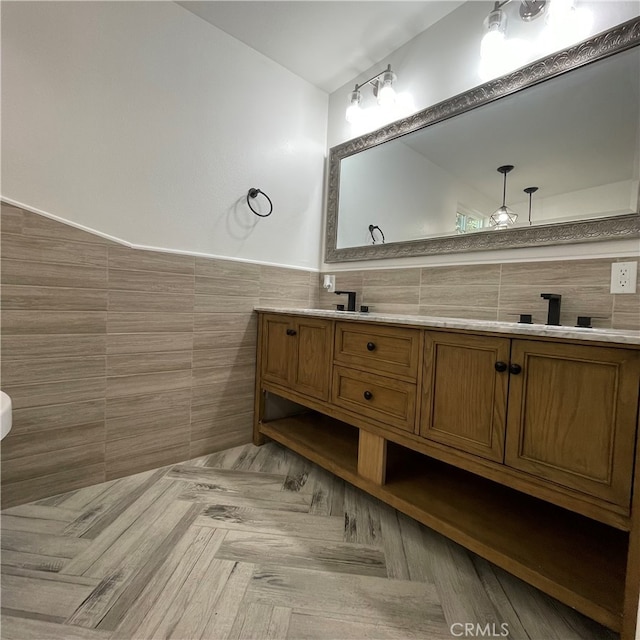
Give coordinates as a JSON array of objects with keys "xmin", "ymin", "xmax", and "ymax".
[
  {"xmin": 540, "ymin": 293, "xmax": 562, "ymax": 300},
  {"xmin": 508, "ymin": 313, "xmax": 533, "ymax": 324},
  {"xmin": 576, "ymin": 315, "xmax": 608, "ymax": 328}
]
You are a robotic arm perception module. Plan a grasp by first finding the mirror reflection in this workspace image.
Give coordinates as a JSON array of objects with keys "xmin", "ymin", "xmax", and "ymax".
[{"xmin": 336, "ymin": 46, "xmax": 639, "ymax": 250}]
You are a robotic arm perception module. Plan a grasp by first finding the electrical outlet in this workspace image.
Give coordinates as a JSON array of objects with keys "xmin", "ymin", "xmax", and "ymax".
[
  {"xmin": 610, "ymin": 261, "xmax": 637, "ymax": 294},
  {"xmin": 323, "ymin": 274, "xmax": 336, "ymax": 293}
]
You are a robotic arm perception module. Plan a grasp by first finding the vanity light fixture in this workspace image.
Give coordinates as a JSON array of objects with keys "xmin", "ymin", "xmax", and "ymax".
[
  {"xmin": 524, "ymin": 186, "xmax": 538, "ymax": 226},
  {"xmin": 489, "ymin": 165, "xmax": 518, "ymax": 229},
  {"xmin": 482, "ymin": 0, "xmax": 546, "ymax": 55},
  {"xmin": 480, "ymin": 1, "xmax": 537, "ymax": 79},
  {"xmin": 480, "ymin": 0, "xmax": 592, "ymax": 79},
  {"xmin": 481, "ymin": 1, "xmax": 546, "ymax": 59},
  {"xmin": 345, "ymin": 64, "xmax": 397, "ymax": 123}
]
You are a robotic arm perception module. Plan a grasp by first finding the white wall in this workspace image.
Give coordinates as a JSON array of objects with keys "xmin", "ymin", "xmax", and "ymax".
[
  {"xmin": 324, "ymin": 1, "xmax": 640, "ymax": 270},
  {"xmin": 2, "ymin": 1, "xmax": 328, "ymax": 270}
]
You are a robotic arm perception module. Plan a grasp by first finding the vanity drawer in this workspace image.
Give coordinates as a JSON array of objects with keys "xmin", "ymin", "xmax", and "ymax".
[
  {"xmin": 334, "ymin": 322, "xmax": 420, "ymax": 379},
  {"xmin": 331, "ymin": 366, "xmax": 416, "ymax": 432}
]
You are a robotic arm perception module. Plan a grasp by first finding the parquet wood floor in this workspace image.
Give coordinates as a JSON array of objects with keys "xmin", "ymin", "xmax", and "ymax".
[{"xmin": 0, "ymin": 442, "xmax": 617, "ymax": 639}]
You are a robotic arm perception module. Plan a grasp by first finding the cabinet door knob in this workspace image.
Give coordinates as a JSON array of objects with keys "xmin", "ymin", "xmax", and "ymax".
[
  {"xmin": 494, "ymin": 361, "xmax": 508, "ymax": 372},
  {"xmin": 286, "ymin": 329, "xmax": 297, "ymax": 336},
  {"xmin": 363, "ymin": 390, "xmax": 373, "ymax": 400},
  {"xmin": 366, "ymin": 342, "xmax": 376, "ymax": 351},
  {"xmin": 509, "ymin": 363, "xmax": 522, "ymax": 375}
]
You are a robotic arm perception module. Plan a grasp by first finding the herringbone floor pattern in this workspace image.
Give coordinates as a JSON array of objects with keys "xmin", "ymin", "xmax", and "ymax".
[{"xmin": 0, "ymin": 442, "xmax": 617, "ymax": 639}]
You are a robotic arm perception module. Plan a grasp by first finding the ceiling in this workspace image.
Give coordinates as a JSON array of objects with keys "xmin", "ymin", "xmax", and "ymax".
[{"xmin": 177, "ymin": 1, "xmax": 463, "ymax": 93}]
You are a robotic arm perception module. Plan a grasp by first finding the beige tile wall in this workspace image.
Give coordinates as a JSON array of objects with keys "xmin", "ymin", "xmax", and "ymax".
[
  {"xmin": 319, "ymin": 259, "xmax": 640, "ymax": 330},
  {"xmin": 2, "ymin": 201, "xmax": 637, "ymax": 506},
  {"xmin": 0, "ymin": 203, "xmax": 316, "ymax": 507}
]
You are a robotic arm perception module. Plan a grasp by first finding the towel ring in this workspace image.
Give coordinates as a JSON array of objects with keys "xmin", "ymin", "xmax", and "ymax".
[
  {"xmin": 369, "ymin": 224, "xmax": 385, "ymax": 244},
  {"xmin": 247, "ymin": 188, "xmax": 273, "ymax": 217}
]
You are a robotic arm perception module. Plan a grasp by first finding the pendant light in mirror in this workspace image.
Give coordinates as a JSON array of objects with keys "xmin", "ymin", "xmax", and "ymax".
[
  {"xmin": 489, "ymin": 165, "xmax": 518, "ymax": 229},
  {"xmin": 524, "ymin": 186, "xmax": 538, "ymax": 225}
]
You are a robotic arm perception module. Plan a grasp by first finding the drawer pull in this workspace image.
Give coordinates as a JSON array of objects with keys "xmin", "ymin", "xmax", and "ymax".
[
  {"xmin": 509, "ymin": 363, "xmax": 522, "ymax": 375},
  {"xmin": 363, "ymin": 390, "xmax": 373, "ymax": 400},
  {"xmin": 286, "ymin": 329, "xmax": 297, "ymax": 336},
  {"xmin": 494, "ymin": 361, "xmax": 508, "ymax": 372},
  {"xmin": 366, "ymin": 342, "xmax": 376, "ymax": 351}
]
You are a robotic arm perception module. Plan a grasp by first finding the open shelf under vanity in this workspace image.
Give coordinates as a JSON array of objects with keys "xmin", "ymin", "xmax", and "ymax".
[{"xmin": 259, "ymin": 411, "xmax": 628, "ymax": 631}]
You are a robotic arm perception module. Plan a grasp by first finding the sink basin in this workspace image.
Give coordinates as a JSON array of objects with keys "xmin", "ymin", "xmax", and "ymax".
[{"xmin": 1, "ymin": 391, "xmax": 12, "ymax": 440}]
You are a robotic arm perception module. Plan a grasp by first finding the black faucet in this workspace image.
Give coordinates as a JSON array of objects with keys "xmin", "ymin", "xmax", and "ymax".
[
  {"xmin": 335, "ymin": 290, "xmax": 357, "ymax": 312},
  {"xmin": 541, "ymin": 293, "xmax": 562, "ymax": 326}
]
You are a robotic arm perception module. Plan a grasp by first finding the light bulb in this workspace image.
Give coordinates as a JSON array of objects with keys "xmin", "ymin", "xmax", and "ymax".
[
  {"xmin": 548, "ymin": 0, "xmax": 574, "ymax": 23},
  {"xmin": 376, "ymin": 67, "xmax": 396, "ymax": 107},
  {"xmin": 345, "ymin": 87, "xmax": 362, "ymax": 124},
  {"xmin": 481, "ymin": 7, "xmax": 508, "ymax": 59},
  {"xmin": 539, "ymin": 0, "xmax": 593, "ymax": 52},
  {"xmin": 346, "ymin": 103, "xmax": 362, "ymax": 124},
  {"xmin": 481, "ymin": 29, "xmax": 507, "ymax": 61},
  {"xmin": 377, "ymin": 83, "xmax": 396, "ymax": 107},
  {"xmin": 489, "ymin": 206, "xmax": 517, "ymax": 228}
]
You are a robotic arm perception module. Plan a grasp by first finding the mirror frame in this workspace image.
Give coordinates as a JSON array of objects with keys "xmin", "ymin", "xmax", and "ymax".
[{"xmin": 325, "ymin": 17, "xmax": 640, "ymax": 263}]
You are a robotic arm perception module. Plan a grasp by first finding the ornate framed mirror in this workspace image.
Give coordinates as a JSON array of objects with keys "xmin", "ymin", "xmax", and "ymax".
[{"xmin": 325, "ymin": 18, "xmax": 640, "ymax": 263}]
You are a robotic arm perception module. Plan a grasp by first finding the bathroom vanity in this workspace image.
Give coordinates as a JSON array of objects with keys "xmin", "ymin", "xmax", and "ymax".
[{"xmin": 253, "ymin": 308, "xmax": 640, "ymax": 636}]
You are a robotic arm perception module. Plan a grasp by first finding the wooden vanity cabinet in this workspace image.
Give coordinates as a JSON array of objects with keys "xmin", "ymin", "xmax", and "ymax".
[
  {"xmin": 420, "ymin": 332, "xmax": 640, "ymax": 509},
  {"xmin": 420, "ymin": 331, "xmax": 510, "ymax": 462},
  {"xmin": 260, "ymin": 313, "xmax": 332, "ymax": 401},
  {"xmin": 255, "ymin": 311, "xmax": 640, "ymax": 637},
  {"xmin": 504, "ymin": 340, "xmax": 640, "ymax": 507}
]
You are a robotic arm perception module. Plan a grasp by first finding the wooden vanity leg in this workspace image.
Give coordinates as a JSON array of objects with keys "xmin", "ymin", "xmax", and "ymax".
[
  {"xmin": 621, "ymin": 421, "xmax": 640, "ymax": 640},
  {"xmin": 358, "ymin": 430, "xmax": 387, "ymax": 485},
  {"xmin": 253, "ymin": 395, "xmax": 266, "ymax": 446},
  {"xmin": 253, "ymin": 315, "xmax": 267, "ymax": 446}
]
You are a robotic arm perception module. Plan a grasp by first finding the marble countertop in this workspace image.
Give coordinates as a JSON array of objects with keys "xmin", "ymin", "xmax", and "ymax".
[{"xmin": 254, "ymin": 306, "xmax": 640, "ymax": 346}]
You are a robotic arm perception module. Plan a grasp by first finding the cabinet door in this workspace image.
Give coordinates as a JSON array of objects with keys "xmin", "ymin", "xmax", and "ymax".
[
  {"xmin": 420, "ymin": 332, "xmax": 510, "ymax": 462},
  {"xmin": 261, "ymin": 314, "xmax": 293, "ymax": 388},
  {"xmin": 291, "ymin": 317, "xmax": 332, "ymax": 401},
  {"xmin": 504, "ymin": 340, "xmax": 640, "ymax": 507}
]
